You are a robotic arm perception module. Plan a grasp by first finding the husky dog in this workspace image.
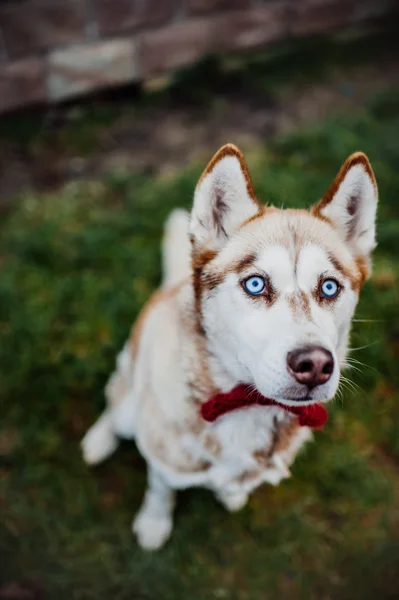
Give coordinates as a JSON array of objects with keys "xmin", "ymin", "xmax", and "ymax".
[{"xmin": 82, "ymin": 144, "xmax": 378, "ymax": 550}]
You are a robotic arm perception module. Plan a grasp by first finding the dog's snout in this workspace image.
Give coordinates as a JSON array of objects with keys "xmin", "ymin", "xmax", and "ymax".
[{"xmin": 287, "ymin": 345, "xmax": 334, "ymax": 389}]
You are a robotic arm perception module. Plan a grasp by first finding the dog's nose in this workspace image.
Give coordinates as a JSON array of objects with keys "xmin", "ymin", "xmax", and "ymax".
[{"xmin": 287, "ymin": 346, "xmax": 334, "ymax": 388}]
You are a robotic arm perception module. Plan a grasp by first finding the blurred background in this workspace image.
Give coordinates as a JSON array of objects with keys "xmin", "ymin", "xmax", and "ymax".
[{"xmin": 1, "ymin": 1, "xmax": 399, "ymax": 599}]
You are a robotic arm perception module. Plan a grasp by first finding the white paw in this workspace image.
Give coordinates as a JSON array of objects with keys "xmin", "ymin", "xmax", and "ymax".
[
  {"xmin": 132, "ymin": 510, "xmax": 173, "ymax": 551},
  {"xmin": 81, "ymin": 416, "xmax": 118, "ymax": 466},
  {"xmin": 218, "ymin": 491, "xmax": 248, "ymax": 513}
]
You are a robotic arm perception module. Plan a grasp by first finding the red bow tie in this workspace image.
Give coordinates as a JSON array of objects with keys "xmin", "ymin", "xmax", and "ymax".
[{"xmin": 201, "ymin": 384, "xmax": 327, "ymax": 429}]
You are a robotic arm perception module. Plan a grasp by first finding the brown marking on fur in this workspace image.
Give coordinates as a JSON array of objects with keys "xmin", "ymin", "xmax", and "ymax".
[
  {"xmin": 286, "ymin": 290, "xmax": 312, "ymax": 321},
  {"xmin": 286, "ymin": 293, "xmax": 296, "ymax": 314},
  {"xmin": 201, "ymin": 268, "xmax": 225, "ymax": 293},
  {"xmin": 325, "ymin": 250, "xmax": 366, "ymax": 292},
  {"xmin": 145, "ymin": 398, "xmax": 212, "ymax": 473},
  {"xmin": 354, "ymin": 255, "xmax": 370, "ymax": 289},
  {"xmin": 192, "ymin": 248, "xmax": 218, "ymax": 332},
  {"xmin": 237, "ymin": 204, "xmax": 368, "ymax": 297},
  {"xmin": 298, "ymin": 290, "xmax": 311, "ymax": 317},
  {"xmin": 240, "ymin": 204, "xmax": 278, "ymax": 229},
  {"xmin": 347, "ymin": 194, "xmax": 358, "ymax": 216},
  {"xmin": 130, "ymin": 283, "xmax": 183, "ymax": 360},
  {"xmin": 253, "ymin": 414, "xmax": 299, "ymax": 467},
  {"xmin": 236, "ymin": 469, "xmax": 262, "ymax": 484},
  {"xmin": 312, "ymin": 211, "xmax": 334, "ymax": 227},
  {"xmin": 211, "ymin": 189, "xmax": 229, "ymax": 238},
  {"xmin": 289, "ymin": 220, "xmax": 301, "ymax": 272},
  {"xmin": 268, "ymin": 416, "xmax": 280, "ymax": 458},
  {"xmin": 187, "ymin": 365, "xmax": 216, "ymax": 407},
  {"xmin": 274, "ymin": 417, "xmax": 301, "ymax": 454},
  {"xmin": 203, "ymin": 433, "xmax": 222, "ymax": 458},
  {"xmin": 155, "ymin": 407, "xmax": 218, "ymax": 473},
  {"xmin": 325, "ymin": 251, "xmax": 351, "ymax": 280},
  {"xmin": 201, "ymin": 253, "xmax": 258, "ymax": 298},
  {"xmin": 240, "ymin": 204, "xmax": 266, "ymax": 227},
  {"xmin": 197, "ymin": 143, "xmax": 261, "ymax": 207},
  {"xmin": 179, "ymin": 458, "xmax": 211, "ymax": 473},
  {"xmin": 281, "ymin": 210, "xmax": 363, "ymax": 293},
  {"xmin": 253, "ymin": 448, "xmax": 274, "ymax": 469},
  {"xmin": 154, "ymin": 438, "xmax": 211, "ymax": 473},
  {"xmin": 312, "ymin": 152, "xmax": 377, "ymax": 220},
  {"xmin": 346, "ymin": 193, "xmax": 361, "ymax": 240},
  {"xmin": 234, "ymin": 252, "xmax": 257, "ymax": 274},
  {"xmin": 260, "ymin": 417, "xmax": 281, "ymax": 466},
  {"xmin": 188, "ymin": 378, "xmax": 214, "ymax": 406},
  {"xmin": 180, "ymin": 299, "xmax": 219, "ymax": 406}
]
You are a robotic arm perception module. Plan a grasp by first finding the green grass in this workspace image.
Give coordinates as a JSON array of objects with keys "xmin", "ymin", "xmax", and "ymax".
[{"xmin": 1, "ymin": 91, "xmax": 399, "ymax": 600}]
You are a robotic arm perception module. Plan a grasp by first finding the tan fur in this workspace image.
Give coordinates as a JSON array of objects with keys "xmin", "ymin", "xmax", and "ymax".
[
  {"xmin": 240, "ymin": 205, "xmax": 277, "ymax": 228},
  {"xmin": 286, "ymin": 290, "xmax": 312, "ymax": 320}
]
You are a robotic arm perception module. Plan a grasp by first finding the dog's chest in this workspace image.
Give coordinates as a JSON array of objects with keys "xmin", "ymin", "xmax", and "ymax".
[{"xmin": 181, "ymin": 405, "xmax": 300, "ymax": 491}]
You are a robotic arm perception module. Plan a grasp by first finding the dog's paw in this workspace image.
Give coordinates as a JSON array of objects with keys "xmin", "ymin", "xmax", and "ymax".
[
  {"xmin": 132, "ymin": 511, "xmax": 172, "ymax": 551},
  {"xmin": 217, "ymin": 491, "xmax": 248, "ymax": 513},
  {"xmin": 81, "ymin": 417, "xmax": 118, "ymax": 466}
]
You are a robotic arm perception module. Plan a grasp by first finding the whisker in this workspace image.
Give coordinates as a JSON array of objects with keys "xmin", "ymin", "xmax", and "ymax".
[
  {"xmin": 345, "ymin": 357, "xmax": 368, "ymax": 366},
  {"xmin": 342, "ymin": 363, "xmax": 363, "ymax": 374},
  {"xmin": 348, "ymin": 340, "xmax": 381, "ymax": 352},
  {"xmin": 340, "ymin": 375, "xmax": 362, "ymax": 394},
  {"xmin": 340, "ymin": 383, "xmax": 361, "ymax": 397},
  {"xmin": 345, "ymin": 355, "xmax": 380, "ymax": 375},
  {"xmin": 334, "ymin": 386, "xmax": 344, "ymax": 406},
  {"xmin": 352, "ymin": 319, "xmax": 382, "ymax": 323}
]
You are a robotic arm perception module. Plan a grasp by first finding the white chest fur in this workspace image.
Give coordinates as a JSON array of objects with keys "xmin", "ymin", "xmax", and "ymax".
[{"xmin": 144, "ymin": 405, "xmax": 311, "ymax": 496}]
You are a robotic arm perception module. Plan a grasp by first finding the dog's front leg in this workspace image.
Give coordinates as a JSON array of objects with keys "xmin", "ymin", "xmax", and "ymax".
[{"xmin": 133, "ymin": 467, "xmax": 176, "ymax": 550}]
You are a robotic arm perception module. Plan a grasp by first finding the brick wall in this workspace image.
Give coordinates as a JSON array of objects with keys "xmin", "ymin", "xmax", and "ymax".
[{"xmin": 0, "ymin": 0, "xmax": 396, "ymax": 113}]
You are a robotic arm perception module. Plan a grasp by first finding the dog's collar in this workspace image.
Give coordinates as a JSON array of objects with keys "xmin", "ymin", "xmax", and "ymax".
[{"xmin": 200, "ymin": 384, "xmax": 327, "ymax": 428}]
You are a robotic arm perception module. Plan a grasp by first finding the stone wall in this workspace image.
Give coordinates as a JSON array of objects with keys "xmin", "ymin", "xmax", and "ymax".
[{"xmin": 0, "ymin": 0, "xmax": 397, "ymax": 114}]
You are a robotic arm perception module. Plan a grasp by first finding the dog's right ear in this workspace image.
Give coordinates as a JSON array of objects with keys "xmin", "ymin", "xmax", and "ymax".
[{"xmin": 189, "ymin": 144, "xmax": 261, "ymax": 252}]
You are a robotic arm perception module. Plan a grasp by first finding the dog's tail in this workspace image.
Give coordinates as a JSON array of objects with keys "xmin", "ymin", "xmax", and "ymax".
[{"xmin": 162, "ymin": 209, "xmax": 191, "ymax": 288}]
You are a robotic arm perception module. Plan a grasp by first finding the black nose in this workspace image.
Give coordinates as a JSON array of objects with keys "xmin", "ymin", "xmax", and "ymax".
[{"xmin": 287, "ymin": 345, "xmax": 334, "ymax": 389}]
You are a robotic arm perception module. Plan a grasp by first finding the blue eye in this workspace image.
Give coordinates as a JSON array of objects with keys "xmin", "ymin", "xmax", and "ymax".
[
  {"xmin": 321, "ymin": 279, "xmax": 339, "ymax": 298},
  {"xmin": 244, "ymin": 276, "xmax": 266, "ymax": 295}
]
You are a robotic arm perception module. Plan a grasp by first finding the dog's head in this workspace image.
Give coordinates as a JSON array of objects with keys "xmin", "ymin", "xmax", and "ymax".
[{"xmin": 189, "ymin": 144, "xmax": 378, "ymax": 406}]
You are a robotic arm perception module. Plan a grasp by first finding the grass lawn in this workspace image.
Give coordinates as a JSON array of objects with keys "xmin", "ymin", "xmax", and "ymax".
[{"xmin": 1, "ymin": 87, "xmax": 399, "ymax": 599}]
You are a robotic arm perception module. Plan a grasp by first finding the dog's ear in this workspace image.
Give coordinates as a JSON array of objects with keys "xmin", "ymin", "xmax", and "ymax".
[
  {"xmin": 189, "ymin": 144, "xmax": 261, "ymax": 252},
  {"xmin": 312, "ymin": 152, "xmax": 378, "ymax": 260}
]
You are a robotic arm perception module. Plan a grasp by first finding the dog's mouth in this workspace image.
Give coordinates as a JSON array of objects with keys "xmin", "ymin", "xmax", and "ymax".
[
  {"xmin": 272, "ymin": 381, "xmax": 334, "ymax": 406},
  {"xmin": 283, "ymin": 395, "xmax": 313, "ymax": 402},
  {"xmin": 274, "ymin": 393, "xmax": 329, "ymax": 407}
]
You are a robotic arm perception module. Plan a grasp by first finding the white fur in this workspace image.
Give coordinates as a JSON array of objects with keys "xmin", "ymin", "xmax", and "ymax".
[
  {"xmin": 132, "ymin": 468, "xmax": 175, "ymax": 550},
  {"xmin": 318, "ymin": 162, "xmax": 378, "ymax": 258},
  {"xmin": 201, "ymin": 230, "xmax": 357, "ymax": 406},
  {"xmin": 162, "ymin": 209, "xmax": 191, "ymax": 287},
  {"xmin": 81, "ymin": 410, "xmax": 118, "ymax": 465},
  {"xmin": 82, "ymin": 148, "xmax": 377, "ymax": 550},
  {"xmin": 190, "ymin": 154, "xmax": 259, "ymax": 251}
]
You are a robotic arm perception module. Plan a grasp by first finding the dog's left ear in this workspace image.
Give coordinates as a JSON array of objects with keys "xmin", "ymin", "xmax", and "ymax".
[
  {"xmin": 190, "ymin": 144, "xmax": 261, "ymax": 252},
  {"xmin": 312, "ymin": 152, "xmax": 378, "ymax": 260}
]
